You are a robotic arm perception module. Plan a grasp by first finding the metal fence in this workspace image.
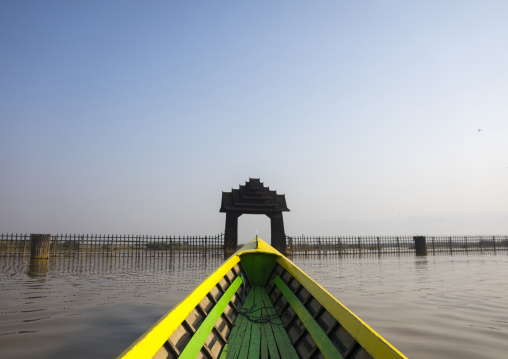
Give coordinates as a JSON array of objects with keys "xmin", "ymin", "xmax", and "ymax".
[
  {"xmin": 286, "ymin": 235, "xmax": 508, "ymax": 255},
  {"xmin": 0, "ymin": 233, "xmax": 224, "ymax": 258}
]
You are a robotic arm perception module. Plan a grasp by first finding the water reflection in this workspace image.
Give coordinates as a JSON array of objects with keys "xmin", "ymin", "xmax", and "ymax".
[
  {"xmin": 27, "ymin": 259, "xmax": 49, "ymax": 278},
  {"xmin": 1, "ymin": 254, "xmax": 224, "ymax": 359},
  {"xmin": 292, "ymin": 255, "xmax": 508, "ymax": 359},
  {"xmin": 1, "ymin": 254, "xmax": 508, "ymax": 359},
  {"xmin": 414, "ymin": 256, "xmax": 428, "ymax": 271}
]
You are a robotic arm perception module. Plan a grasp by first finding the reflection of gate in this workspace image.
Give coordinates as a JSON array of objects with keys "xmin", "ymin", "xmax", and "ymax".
[{"xmin": 220, "ymin": 178, "xmax": 289, "ymax": 257}]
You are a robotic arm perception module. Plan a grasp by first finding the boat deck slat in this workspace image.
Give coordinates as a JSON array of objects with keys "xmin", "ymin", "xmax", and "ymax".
[
  {"xmin": 273, "ymin": 275, "xmax": 344, "ymax": 359},
  {"xmin": 179, "ymin": 276, "xmax": 243, "ymax": 358},
  {"xmin": 258, "ymin": 287, "xmax": 280, "ymax": 359},
  {"xmin": 220, "ymin": 286, "xmax": 298, "ymax": 359},
  {"xmin": 219, "ymin": 282, "xmax": 254, "ymax": 359}
]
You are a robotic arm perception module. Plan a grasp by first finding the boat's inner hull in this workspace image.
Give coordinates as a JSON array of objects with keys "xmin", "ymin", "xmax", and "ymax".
[
  {"xmin": 153, "ymin": 263, "xmax": 247, "ymax": 358},
  {"xmin": 152, "ymin": 256, "xmax": 374, "ymax": 359}
]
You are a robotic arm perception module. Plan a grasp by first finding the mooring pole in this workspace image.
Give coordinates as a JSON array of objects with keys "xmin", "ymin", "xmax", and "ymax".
[
  {"xmin": 22, "ymin": 234, "xmax": 27, "ymax": 258},
  {"xmin": 30, "ymin": 234, "xmax": 51, "ymax": 259},
  {"xmin": 413, "ymin": 236, "xmax": 427, "ymax": 256}
]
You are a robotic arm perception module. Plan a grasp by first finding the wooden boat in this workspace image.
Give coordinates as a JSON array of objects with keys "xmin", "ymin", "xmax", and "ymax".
[{"xmin": 118, "ymin": 238, "xmax": 407, "ymax": 359}]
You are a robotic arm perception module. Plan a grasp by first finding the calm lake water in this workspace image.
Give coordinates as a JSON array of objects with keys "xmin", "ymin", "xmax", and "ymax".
[{"xmin": 1, "ymin": 253, "xmax": 507, "ymax": 358}]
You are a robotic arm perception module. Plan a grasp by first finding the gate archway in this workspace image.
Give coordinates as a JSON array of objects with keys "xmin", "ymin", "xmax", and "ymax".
[{"xmin": 220, "ymin": 178, "xmax": 289, "ymax": 257}]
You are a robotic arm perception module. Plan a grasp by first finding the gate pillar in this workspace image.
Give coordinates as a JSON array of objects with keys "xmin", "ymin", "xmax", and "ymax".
[
  {"xmin": 268, "ymin": 212, "xmax": 286, "ymax": 254},
  {"xmin": 224, "ymin": 212, "xmax": 241, "ymax": 257}
]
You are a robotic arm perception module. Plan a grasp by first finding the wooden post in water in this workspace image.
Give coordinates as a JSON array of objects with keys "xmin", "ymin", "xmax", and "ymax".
[
  {"xmin": 22, "ymin": 234, "xmax": 28, "ymax": 258},
  {"xmin": 414, "ymin": 236, "xmax": 427, "ymax": 256},
  {"xmin": 30, "ymin": 234, "xmax": 51, "ymax": 259}
]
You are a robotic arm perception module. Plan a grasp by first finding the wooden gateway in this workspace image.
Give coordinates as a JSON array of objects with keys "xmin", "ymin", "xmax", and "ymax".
[{"xmin": 220, "ymin": 178, "xmax": 289, "ymax": 256}]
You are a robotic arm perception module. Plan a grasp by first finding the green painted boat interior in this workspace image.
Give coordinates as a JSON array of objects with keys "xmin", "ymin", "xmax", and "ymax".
[
  {"xmin": 149, "ymin": 255, "xmax": 377, "ymax": 359},
  {"xmin": 273, "ymin": 276, "xmax": 344, "ymax": 359},
  {"xmin": 179, "ymin": 276, "xmax": 244, "ymax": 358},
  {"xmin": 239, "ymin": 253, "xmax": 277, "ymax": 286},
  {"xmin": 219, "ymin": 285, "xmax": 299, "ymax": 359}
]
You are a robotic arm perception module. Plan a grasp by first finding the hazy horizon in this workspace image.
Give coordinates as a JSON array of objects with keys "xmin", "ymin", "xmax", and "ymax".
[{"xmin": 1, "ymin": 2, "xmax": 507, "ymax": 242}]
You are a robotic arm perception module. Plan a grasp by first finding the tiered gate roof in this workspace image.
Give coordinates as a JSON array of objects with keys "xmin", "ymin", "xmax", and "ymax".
[{"xmin": 220, "ymin": 178, "xmax": 289, "ymax": 214}]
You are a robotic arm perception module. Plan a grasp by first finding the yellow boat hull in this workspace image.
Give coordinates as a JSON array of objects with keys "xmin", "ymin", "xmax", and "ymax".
[{"xmin": 118, "ymin": 238, "xmax": 406, "ymax": 359}]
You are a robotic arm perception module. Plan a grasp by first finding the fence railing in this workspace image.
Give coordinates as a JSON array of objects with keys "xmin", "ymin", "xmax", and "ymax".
[
  {"xmin": 0, "ymin": 233, "xmax": 224, "ymax": 257},
  {"xmin": 2, "ymin": 233, "xmax": 508, "ymax": 258},
  {"xmin": 286, "ymin": 235, "xmax": 414, "ymax": 255},
  {"xmin": 286, "ymin": 235, "xmax": 508, "ymax": 255},
  {"xmin": 425, "ymin": 235, "xmax": 508, "ymax": 255}
]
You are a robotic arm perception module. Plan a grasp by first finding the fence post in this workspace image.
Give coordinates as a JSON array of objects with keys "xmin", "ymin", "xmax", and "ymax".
[
  {"xmin": 22, "ymin": 234, "xmax": 28, "ymax": 258},
  {"xmin": 30, "ymin": 234, "xmax": 51, "ymax": 259},
  {"xmin": 10, "ymin": 233, "xmax": 14, "ymax": 254},
  {"xmin": 413, "ymin": 236, "xmax": 427, "ymax": 256}
]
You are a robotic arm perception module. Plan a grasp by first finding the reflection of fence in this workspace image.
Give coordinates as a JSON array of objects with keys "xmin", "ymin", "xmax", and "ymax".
[
  {"xmin": 286, "ymin": 235, "xmax": 508, "ymax": 255},
  {"xmin": 0, "ymin": 233, "xmax": 224, "ymax": 257}
]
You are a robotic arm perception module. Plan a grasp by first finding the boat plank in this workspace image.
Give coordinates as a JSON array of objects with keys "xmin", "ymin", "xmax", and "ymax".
[
  {"xmin": 259, "ymin": 288, "xmax": 270, "ymax": 359},
  {"xmin": 258, "ymin": 288, "xmax": 281, "ymax": 359},
  {"xmin": 237, "ymin": 312, "xmax": 253, "ymax": 358},
  {"xmin": 258, "ymin": 287, "xmax": 299, "ymax": 359},
  {"xmin": 259, "ymin": 324, "xmax": 269, "ymax": 359},
  {"xmin": 179, "ymin": 276, "xmax": 243, "ymax": 359},
  {"xmin": 247, "ymin": 287, "xmax": 262, "ymax": 358},
  {"xmin": 274, "ymin": 275, "xmax": 344, "ymax": 359},
  {"xmin": 219, "ymin": 312, "xmax": 245, "ymax": 358},
  {"xmin": 220, "ymin": 284, "xmax": 256, "ymax": 358},
  {"xmin": 222, "ymin": 285, "xmax": 300, "ymax": 359}
]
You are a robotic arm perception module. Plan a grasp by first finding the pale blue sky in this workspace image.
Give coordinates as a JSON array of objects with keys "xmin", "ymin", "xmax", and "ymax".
[{"xmin": 1, "ymin": 1, "xmax": 507, "ymax": 241}]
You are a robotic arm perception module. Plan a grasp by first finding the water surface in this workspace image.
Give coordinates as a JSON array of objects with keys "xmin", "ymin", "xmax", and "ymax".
[
  {"xmin": 292, "ymin": 254, "xmax": 508, "ymax": 358},
  {"xmin": 1, "ymin": 253, "xmax": 507, "ymax": 358}
]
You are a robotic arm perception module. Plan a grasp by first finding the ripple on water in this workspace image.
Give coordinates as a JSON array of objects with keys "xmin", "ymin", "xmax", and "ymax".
[
  {"xmin": 292, "ymin": 254, "xmax": 508, "ymax": 359},
  {"xmin": 1, "ymin": 254, "xmax": 508, "ymax": 359}
]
